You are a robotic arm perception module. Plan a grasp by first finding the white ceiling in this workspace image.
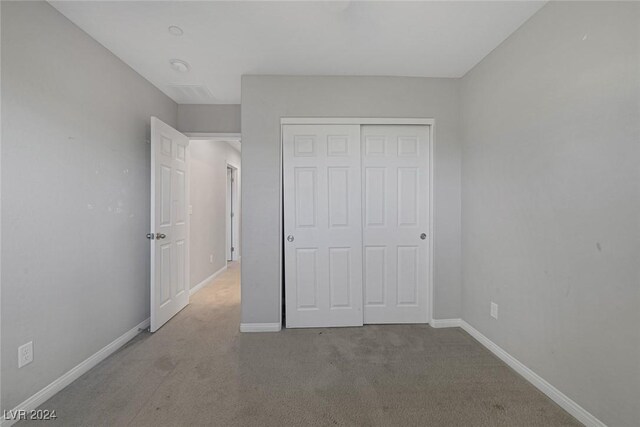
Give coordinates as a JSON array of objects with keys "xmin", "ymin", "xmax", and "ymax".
[{"xmin": 51, "ymin": 1, "xmax": 545, "ymax": 104}]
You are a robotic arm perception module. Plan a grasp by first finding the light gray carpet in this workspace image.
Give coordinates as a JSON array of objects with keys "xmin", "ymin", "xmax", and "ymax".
[{"xmin": 23, "ymin": 262, "xmax": 581, "ymax": 426}]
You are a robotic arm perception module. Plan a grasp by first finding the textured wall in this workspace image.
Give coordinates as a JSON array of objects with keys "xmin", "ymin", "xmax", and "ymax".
[
  {"xmin": 241, "ymin": 75, "xmax": 462, "ymax": 324},
  {"xmin": 178, "ymin": 104, "xmax": 241, "ymax": 134},
  {"xmin": 460, "ymin": 2, "xmax": 640, "ymax": 426},
  {"xmin": 1, "ymin": 1, "xmax": 177, "ymax": 410}
]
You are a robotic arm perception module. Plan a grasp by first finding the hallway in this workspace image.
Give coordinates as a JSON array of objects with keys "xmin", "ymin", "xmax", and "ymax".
[{"xmin": 24, "ymin": 262, "xmax": 579, "ymax": 426}]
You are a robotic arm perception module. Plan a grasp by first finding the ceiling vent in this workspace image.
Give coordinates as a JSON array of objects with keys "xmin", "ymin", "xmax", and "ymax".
[{"xmin": 166, "ymin": 84, "xmax": 215, "ymax": 104}]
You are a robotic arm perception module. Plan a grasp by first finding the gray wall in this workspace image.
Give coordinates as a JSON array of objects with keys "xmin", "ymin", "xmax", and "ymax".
[
  {"xmin": 1, "ymin": 1, "xmax": 177, "ymax": 411},
  {"xmin": 241, "ymin": 75, "xmax": 462, "ymax": 324},
  {"xmin": 178, "ymin": 104, "xmax": 241, "ymax": 134},
  {"xmin": 460, "ymin": 2, "xmax": 640, "ymax": 426},
  {"xmin": 190, "ymin": 140, "xmax": 241, "ymax": 288}
]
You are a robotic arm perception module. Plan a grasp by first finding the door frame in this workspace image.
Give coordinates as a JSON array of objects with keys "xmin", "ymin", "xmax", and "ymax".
[
  {"xmin": 185, "ymin": 132, "xmax": 241, "ymax": 141},
  {"xmin": 279, "ymin": 118, "xmax": 435, "ymax": 328},
  {"xmin": 226, "ymin": 163, "xmax": 239, "ymax": 262}
]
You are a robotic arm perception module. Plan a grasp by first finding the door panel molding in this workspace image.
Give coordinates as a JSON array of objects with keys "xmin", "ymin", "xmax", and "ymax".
[
  {"xmin": 283, "ymin": 124, "xmax": 363, "ymax": 328},
  {"xmin": 282, "ymin": 118, "xmax": 434, "ymax": 126},
  {"xmin": 150, "ymin": 117, "xmax": 190, "ymax": 332},
  {"xmin": 279, "ymin": 119, "xmax": 434, "ymax": 330},
  {"xmin": 362, "ymin": 124, "xmax": 430, "ymax": 324}
]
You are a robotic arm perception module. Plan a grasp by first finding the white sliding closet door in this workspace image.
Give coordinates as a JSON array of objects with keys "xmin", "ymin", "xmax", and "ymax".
[
  {"xmin": 283, "ymin": 125, "xmax": 363, "ymax": 328},
  {"xmin": 362, "ymin": 125, "xmax": 430, "ymax": 324}
]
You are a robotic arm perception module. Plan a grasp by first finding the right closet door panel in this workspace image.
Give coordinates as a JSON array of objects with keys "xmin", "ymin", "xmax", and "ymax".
[{"xmin": 361, "ymin": 125, "xmax": 430, "ymax": 324}]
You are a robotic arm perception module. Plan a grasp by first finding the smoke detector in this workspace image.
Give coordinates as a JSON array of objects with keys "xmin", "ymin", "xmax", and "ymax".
[
  {"xmin": 168, "ymin": 25, "xmax": 184, "ymax": 36},
  {"xmin": 169, "ymin": 59, "xmax": 190, "ymax": 73}
]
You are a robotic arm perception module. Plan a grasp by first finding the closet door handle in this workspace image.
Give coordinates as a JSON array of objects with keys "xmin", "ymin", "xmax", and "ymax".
[
  {"xmin": 287, "ymin": 235, "xmax": 294, "ymax": 242},
  {"xmin": 420, "ymin": 233, "xmax": 427, "ymax": 240}
]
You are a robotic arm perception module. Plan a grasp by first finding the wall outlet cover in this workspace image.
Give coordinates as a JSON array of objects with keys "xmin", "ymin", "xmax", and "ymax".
[
  {"xmin": 18, "ymin": 341, "xmax": 33, "ymax": 368},
  {"xmin": 490, "ymin": 302, "xmax": 499, "ymax": 319}
]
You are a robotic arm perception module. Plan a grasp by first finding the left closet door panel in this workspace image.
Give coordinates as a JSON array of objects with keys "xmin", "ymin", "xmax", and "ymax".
[{"xmin": 283, "ymin": 125, "xmax": 363, "ymax": 328}]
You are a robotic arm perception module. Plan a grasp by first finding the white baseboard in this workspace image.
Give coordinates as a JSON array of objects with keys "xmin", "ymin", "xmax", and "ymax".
[
  {"xmin": 429, "ymin": 318, "xmax": 462, "ymax": 328},
  {"xmin": 189, "ymin": 265, "xmax": 227, "ymax": 296},
  {"xmin": 0, "ymin": 313, "xmax": 603, "ymax": 427},
  {"xmin": 459, "ymin": 320, "xmax": 605, "ymax": 427},
  {"xmin": 1, "ymin": 318, "xmax": 150, "ymax": 427},
  {"xmin": 240, "ymin": 322, "xmax": 281, "ymax": 333}
]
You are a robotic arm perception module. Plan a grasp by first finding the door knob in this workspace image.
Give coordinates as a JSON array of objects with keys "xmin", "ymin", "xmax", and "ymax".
[
  {"xmin": 156, "ymin": 233, "xmax": 167, "ymax": 240},
  {"xmin": 420, "ymin": 233, "xmax": 427, "ymax": 240},
  {"xmin": 287, "ymin": 235, "xmax": 294, "ymax": 242}
]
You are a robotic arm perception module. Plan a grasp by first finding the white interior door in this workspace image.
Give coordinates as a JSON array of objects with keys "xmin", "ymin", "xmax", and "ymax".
[
  {"xmin": 362, "ymin": 125, "xmax": 430, "ymax": 324},
  {"xmin": 150, "ymin": 117, "xmax": 190, "ymax": 332},
  {"xmin": 283, "ymin": 124, "xmax": 363, "ymax": 328}
]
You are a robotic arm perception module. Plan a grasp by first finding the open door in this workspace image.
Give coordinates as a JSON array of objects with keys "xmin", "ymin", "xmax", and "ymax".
[{"xmin": 149, "ymin": 117, "xmax": 190, "ymax": 332}]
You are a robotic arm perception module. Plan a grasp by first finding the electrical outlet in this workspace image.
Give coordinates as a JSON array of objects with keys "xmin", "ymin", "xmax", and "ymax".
[
  {"xmin": 18, "ymin": 341, "xmax": 33, "ymax": 368},
  {"xmin": 490, "ymin": 302, "xmax": 498, "ymax": 319},
  {"xmin": 209, "ymin": 254, "xmax": 214, "ymax": 263}
]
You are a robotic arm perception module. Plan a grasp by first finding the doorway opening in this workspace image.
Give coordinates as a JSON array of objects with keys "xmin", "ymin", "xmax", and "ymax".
[
  {"xmin": 150, "ymin": 129, "xmax": 242, "ymax": 332},
  {"xmin": 184, "ymin": 133, "xmax": 241, "ymax": 297}
]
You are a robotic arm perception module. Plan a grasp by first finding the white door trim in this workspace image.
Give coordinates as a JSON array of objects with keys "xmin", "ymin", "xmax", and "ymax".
[
  {"xmin": 185, "ymin": 133, "xmax": 241, "ymax": 152},
  {"xmin": 281, "ymin": 118, "xmax": 434, "ymax": 126},
  {"xmin": 279, "ymin": 118, "xmax": 435, "ymax": 328},
  {"xmin": 240, "ymin": 323, "xmax": 282, "ymax": 333},
  {"xmin": 184, "ymin": 132, "xmax": 241, "ymax": 141},
  {"xmin": 226, "ymin": 163, "xmax": 239, "ymax": 261}
]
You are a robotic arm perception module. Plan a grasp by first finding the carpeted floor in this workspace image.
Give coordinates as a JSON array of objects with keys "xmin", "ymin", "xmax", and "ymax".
[{"xmin": 23, "ymin": 262, "xmax": 581, "ymax": 426}]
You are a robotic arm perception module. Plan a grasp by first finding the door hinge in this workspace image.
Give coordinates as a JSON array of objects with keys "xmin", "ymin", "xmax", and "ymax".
[
  {"xmin": 231, "ymin": 212, "xmax": 235, "ymax": 218},
  {"xmin": 231, "ymin": 247, "xmax": 235, "ymax": 252}
]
